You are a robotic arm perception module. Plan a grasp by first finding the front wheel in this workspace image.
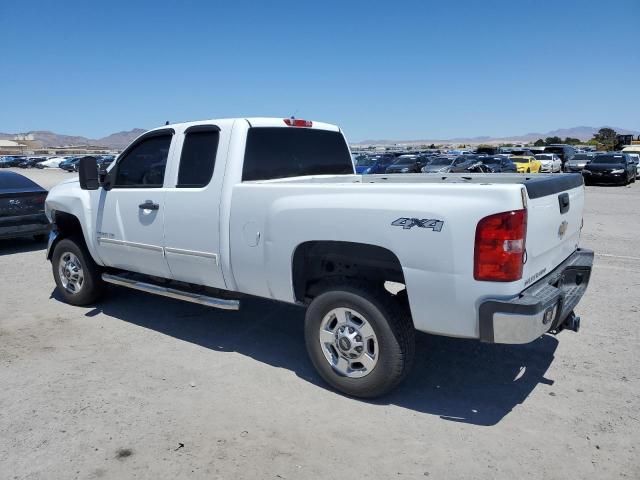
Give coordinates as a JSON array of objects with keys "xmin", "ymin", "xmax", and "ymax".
[
  {"xmin": 304, "ymin": 280, "xmax": 415, "ymax": 398},
  {"xmin": 52, "ymin": 237, "xmax": 104, "ymax": 305}
]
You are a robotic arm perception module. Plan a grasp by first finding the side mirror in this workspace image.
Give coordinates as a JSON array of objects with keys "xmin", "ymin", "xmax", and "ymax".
[{"xmin": 78, "ymin": 156, "xmax": 100, "ymax": 190}]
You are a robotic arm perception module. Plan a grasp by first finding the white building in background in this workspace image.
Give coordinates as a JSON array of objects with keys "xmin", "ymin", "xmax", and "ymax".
[{"xmin": 0, "ymin": 139, "xmax": 27, "ymax": 154}]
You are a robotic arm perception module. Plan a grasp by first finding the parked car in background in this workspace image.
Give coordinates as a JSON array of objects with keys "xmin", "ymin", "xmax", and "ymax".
[
  {"xmin": 582, "ymin": 153, "xmax": 637, "ymax": 185},
  {"xmin": 353, "ymin": 154, "xmax": 377, "ymax": 174},
  {"xmin": 543, "ymin": 144, "xmax": 577, "ymax": 171},
  {"xmin": 566, "ymin": 153, "xmax": 595, "ymax": 172},
  {"xmin": 446, "ymin": 155, "xmax": 490, "ymax": 173},
  {"xmin": 60, "ymin": 157, "xmax": 82, "ymax": 172},
  {"xmin": 421, "ymin": 156, "xmax": 455, "ymax": 173},
  {"xmin": 357, "ymin": 154, "xmax": 397, "ymax": 174},
  {"xmin": 478, "ymin": 155, "xmax": 518, "ymax": 173},
  {"xmin": 385, "ymin": 155, "xmax": 428, "ymax": 173},
  {"xmin": 510, "ymin": 152, "xmax": 542, "ymax": 173},
  {"xmin": 18, "ymin": 157, "xmax": 47, "ymax": 169},
  {"xmin": 624, "ymin": 153, "xmax": 640, "ymax": 176},
  {"xmin": 535, "ymin": 154, "xmax": 562, "ymax": 173},
  {"xmin": 97, "ymin": 156, "xmax": 116, "ymax": 174},
  {"xmin": 0, "ymin": 156, "xmax": 25, "ymax": 168},
  {"xmin": 0, "ymin": 171, "xmax": 49, "ymax": 241},
  {"xmin": 39, "ymin": 157, "xmax": 67, "ymax": 168}
]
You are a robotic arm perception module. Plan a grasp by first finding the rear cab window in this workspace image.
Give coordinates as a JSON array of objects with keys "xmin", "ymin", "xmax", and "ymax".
[
  {"xmin": 177, "ymin": 126, "xmax": 220, "ymax": 188},
  {"xmin": 242, "ymin": 127, "xmax": 353, "ymax": 181}
]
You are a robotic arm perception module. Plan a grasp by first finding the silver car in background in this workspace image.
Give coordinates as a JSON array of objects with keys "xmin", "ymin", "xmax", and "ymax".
[{"xmin": 566, "ymin": 153, "xmax": 595, "ymax": 172}]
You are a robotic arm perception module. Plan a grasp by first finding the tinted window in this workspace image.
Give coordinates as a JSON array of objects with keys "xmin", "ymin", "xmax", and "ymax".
[
  {"xmin": 114, "ymin": 134, "xmax": 172, "ymax": 187},
  {"xmin": 243, "ymin": 128, "xmax": 353, "ymax": 181},
  {"xmin": 481, "ymin": 157, "xmax": 501, "ymax": 165},
  {"xmin": 0, "ymin": 172, "xmax": 41, "ymax": 190},
  {"xmin": 177, "ymin": 128, "xmax": 219, "ymax": 188},
  {"xmin": 593, "ymin": 155, "xmax": 626, "ymax": 164}
]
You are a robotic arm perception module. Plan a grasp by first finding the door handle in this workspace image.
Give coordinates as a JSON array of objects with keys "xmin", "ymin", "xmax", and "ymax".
[{"xmin": 139, "ymin": 200, "xmax": 159, "ymax": 211}]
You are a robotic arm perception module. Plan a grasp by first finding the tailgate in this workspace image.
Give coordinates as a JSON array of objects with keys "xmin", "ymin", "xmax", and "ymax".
[{"xmin": 522, "ymin": 175, "xmax": 584, "ymax": 287}]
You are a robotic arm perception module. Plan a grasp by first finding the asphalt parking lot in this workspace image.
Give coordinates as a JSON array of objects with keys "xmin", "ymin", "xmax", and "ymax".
[{"xmin": 1, "ymin": 168, "xmax": 639, "ymax": 479}]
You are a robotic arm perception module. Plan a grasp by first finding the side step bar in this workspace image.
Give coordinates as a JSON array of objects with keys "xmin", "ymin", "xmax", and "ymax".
[{"xmin": 102, "ymin": 273, "xmax": 240, "ymax": 311}]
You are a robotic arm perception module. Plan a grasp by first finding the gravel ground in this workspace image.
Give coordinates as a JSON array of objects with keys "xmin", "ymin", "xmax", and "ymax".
[{"xmin": 1, "ymin": 169, "xmax": 639, "ymax": 479}]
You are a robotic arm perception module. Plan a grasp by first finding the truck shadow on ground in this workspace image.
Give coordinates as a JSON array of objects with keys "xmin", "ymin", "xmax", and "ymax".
[
  {"xmin": 0, "ymin": 237, "xmax": 46, "ymax": 256},
  {"xmin": 78, "ymin": 287, "xmax": 558, "ymax": 427}
]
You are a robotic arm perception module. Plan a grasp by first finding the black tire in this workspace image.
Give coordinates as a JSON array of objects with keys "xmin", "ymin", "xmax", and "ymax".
[
  {"xmin": 304, "ymin": 279, "xmax": 415, "ymax": 398},
  {"xmin": 51, "ymin": 236, "xmax": 104, "ymax": 306}
]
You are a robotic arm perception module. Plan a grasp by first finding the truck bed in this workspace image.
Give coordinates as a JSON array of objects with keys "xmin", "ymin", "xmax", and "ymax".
[{"xmin": 252, "ymin": 172, "xmax": 584, "ymax": 199}]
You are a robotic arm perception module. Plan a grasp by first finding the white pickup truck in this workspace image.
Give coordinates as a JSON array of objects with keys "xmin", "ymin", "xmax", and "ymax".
[{"xmin": 45, "ymin": 117, "xmax": 593, "ymax": 397}]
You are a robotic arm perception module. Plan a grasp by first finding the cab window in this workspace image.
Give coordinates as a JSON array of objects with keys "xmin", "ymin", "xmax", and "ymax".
[{"xmin": 113, "ymin": 133, "xmax": 173, "ymax": 188}]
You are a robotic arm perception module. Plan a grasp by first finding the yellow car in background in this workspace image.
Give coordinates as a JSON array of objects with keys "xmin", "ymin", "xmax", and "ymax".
[{"xmin": 510, "ymin": 152, "xmax": 542, "ymax": 173}]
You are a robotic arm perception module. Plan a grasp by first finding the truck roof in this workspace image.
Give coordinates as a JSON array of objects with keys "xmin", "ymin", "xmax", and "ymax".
[{"xmin": 146, "ymin": 117, "xmax": 341, "ymax": 134}]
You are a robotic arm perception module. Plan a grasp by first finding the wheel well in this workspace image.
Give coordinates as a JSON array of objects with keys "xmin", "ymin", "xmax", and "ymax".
[
  {"xmin": 48, "ymin": 211, "xmax": 85, "ymax": 258},
  {"xmin": 292, "ymin": 241, "xmax": 405, "ymax": 303}
]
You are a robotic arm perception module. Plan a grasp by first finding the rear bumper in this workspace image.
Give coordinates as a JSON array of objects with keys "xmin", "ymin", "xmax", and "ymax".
[
  {"xmin": 478, "ymin": 249, "xmax": 594, "ymax": 344},
  {"xmin": 0, "ymin": 213, "xmax": 50, "ymax": 240}
]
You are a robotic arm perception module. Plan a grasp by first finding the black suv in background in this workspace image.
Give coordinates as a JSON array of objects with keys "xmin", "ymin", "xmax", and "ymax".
[
  {"xmin": 582, "ymin": 153, "xmax": 636, "ymax": 185},
  {"xmin": 477, "ymin": 155, "xmax": 518, "ymax": 172},
  {"xmin": 543, "ymin": 144, "xmax": 576, "ymax": 171}
]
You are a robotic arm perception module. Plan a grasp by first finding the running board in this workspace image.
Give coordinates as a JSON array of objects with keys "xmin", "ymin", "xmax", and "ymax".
[{"xmin": 102, "ymin": 273, "xmax": 240, "ymax": 310}]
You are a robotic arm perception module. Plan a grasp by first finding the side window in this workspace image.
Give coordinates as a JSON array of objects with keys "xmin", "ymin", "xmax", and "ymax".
[
  {"xmin": 177, "ymin": 127, "xmax": 219, "ymax": 188},
  {"xmin": 114, "ymin": 133, "xmax": 172, "ymax": 188}
]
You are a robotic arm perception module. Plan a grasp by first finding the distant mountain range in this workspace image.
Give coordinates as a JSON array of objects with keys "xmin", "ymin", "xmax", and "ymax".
[
  {"xmin": 355, "ymin": 126, "xmax": 640, "ymax": 145},
  {"xmin": 1, "ymin": 125, "xmax": 639, "ymax": 149},
  {"xmin": 0, "ymin": 129, "xmax": 147, "ymax": 150}
]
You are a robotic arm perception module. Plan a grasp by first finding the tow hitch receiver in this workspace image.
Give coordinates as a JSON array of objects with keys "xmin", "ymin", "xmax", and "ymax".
[{"xmin": 552, "ymin": 311, "xmax": 580, "ymax": 335}]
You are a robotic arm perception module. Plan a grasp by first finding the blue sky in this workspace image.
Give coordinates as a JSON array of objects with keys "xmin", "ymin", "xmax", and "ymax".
[{"xmin": 1, "ymin": 0, "xmax": 639, "ymax": 141}]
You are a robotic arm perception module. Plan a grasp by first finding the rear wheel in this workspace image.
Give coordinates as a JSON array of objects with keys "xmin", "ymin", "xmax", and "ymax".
[
  {"xmin": 52, "ymin": 237, "xmax": 104, "ymax": 305},
  {"xmin": 304, "ymin": 279, "xmax": 415, "ymax": 398}
]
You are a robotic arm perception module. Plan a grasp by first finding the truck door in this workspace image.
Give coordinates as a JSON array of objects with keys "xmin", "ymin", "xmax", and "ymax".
[
  {"xmin": 95, "ymin": 129, "xmax": 174, "ymax": 278},
  {"xmin": 161, "ymin": 124, "xmax": 227, "ymax": 289}
]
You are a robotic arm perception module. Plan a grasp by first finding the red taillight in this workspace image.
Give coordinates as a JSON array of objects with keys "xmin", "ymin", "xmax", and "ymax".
[
  {"xmin": 283, "ymin": 117, "xmax": 312, "ymax": 127},
  {"xmin": 474, "ymin": 209, "xmax": 527, "ymax": 282}
]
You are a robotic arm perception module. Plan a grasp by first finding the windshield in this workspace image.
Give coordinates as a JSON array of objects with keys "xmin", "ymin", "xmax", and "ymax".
[
  {"xmin": 481, "ymin": 157, "xmax": 501, "ymax": 165},
  {"xmin": 535, "ymin": 155, "xmax": 552, "ymax": 160},
  {"xmin": 355, "ymin": 156, "xmax": 376, "ymax": 166},
  {"xmin": 592, "ymin": 155, "xmax": 625, "ymax": 165},
  {"xmin": 429, "ymin": 157, "xmax": 452, "ymax": 165},
  {"xmin": 393, "ymin": 157, "xmax": 417, "ymax": 165},
  {"xmin": 513, "ymin": 158, "xmax": 529, "ymax": 163},
  {"xmin": 572, "ymin": 154, "xmax": 591, "ymax": 161}
]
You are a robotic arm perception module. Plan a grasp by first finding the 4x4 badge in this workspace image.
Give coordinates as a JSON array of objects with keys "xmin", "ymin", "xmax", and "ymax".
[{"xmin": 392, "ymin": 218, "xmax": 444, "ymax": 231}]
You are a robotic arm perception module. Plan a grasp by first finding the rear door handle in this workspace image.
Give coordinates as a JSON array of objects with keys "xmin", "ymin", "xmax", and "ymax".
[{"xmin": 139, "ymin": 200, "xmax": 159, "ymax": 211}]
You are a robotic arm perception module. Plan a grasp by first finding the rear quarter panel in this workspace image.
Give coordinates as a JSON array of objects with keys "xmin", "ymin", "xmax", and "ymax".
[{"xmin": 229, "ymin": 181, "xmax": 526, "ymax": 338}]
